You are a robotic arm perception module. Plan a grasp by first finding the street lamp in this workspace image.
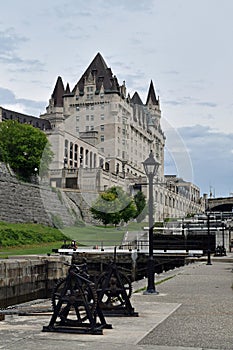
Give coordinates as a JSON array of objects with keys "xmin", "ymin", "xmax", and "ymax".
[
  {"xmin": 206, "ymin": 213, "xmax": 212, "ymax": 265},
  {"xmin": 221, "ymin": 221, "xmax": 226, "ymax": 256},
  {"xmin": 142, "ymin": 150, "xmax": 160, "ymax": 294}
]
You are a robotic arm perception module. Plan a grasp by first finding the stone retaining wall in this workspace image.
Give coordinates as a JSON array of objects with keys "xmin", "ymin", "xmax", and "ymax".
[
  {"xmin": 0, "ymin": 162, "xmax": 82, "ymax": 226},
  {"xmin": 0, "ymin": 255, "xmax": 71, "ymax": 308}
]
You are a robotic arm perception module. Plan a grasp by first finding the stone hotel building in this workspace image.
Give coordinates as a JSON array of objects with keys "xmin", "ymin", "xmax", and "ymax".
[{"xmin": 0, "ymin": 53, "xmax": 204, "ymax": 220}]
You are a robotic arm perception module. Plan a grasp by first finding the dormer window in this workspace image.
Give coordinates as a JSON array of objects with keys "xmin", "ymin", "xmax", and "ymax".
[
  {"xmin": 87, "ymin": 93, "xmax": 93, "ymax": 100},
  {"xmin": 87, "ymin": 86, "xmax": 94, "ymax": 92}
]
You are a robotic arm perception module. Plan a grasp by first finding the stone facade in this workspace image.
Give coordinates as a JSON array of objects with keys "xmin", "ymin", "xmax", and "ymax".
[
  {"xmin": 0, "ymin": 162, "xmax": 82, "ymax": 226},
  {"xmin": 0, "ymin": 255, "xmax": 71, "ymax": 308},
  {"xmin": 0, "ymin": 53, "xmax": 205, "ymax": 221},
  {"xmin": 0, "ymin": 106, "xmax": 51, "ymax": 131},
  {"xmin": 40, "ymin": 53, "xmax": 204, "ymax": 219},
  {"xmin": 41, "ymin": 53, "xmax": 165, "ymax": 181}
]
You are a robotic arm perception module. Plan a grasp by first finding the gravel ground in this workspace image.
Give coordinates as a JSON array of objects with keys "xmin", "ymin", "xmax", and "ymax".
[{"xmin": 139, "ymin": 261, "xmax": 233, "ymax": 349}]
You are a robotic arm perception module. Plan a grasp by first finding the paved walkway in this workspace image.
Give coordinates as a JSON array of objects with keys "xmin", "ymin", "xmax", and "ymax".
[{"xmin": 0, "ymin": 254, "xmax": 232, "ymax": 350}]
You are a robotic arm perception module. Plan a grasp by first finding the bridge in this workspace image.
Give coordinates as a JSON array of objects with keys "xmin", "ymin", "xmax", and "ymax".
[{"xmin": 206, "ymin": 196, "xmax": 233, "ymax": 212}]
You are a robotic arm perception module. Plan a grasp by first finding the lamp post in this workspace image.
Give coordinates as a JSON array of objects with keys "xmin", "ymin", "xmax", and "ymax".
[
  {"xmin": 142, "ymin": 150, "xmax": 160, "ymax": 294},
  {"xmin": 221, "ymin": 221, "xmax": 226, "ymax": 256},
  {"xmin": 206, "ymin": 213, "xmax": 212, "ymax": 265}
]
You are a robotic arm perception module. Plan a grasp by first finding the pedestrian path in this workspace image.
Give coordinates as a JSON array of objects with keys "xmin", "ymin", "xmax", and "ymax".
[{"xmin": 0, "ymin": 254, "xmax": 232, "ymax": 350}]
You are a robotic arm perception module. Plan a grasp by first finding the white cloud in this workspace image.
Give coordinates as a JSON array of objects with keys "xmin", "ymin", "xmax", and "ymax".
[
  {"xmin": 0, "ymin": 0, "xmax": 233, "ymax": 197},
  {"xmin": 175, "ymin": 125, "xmax": 233, "ymax": 197},
  {"xmin": 0, "ymin": 87, "xmax": 46, "ymax": 116}
]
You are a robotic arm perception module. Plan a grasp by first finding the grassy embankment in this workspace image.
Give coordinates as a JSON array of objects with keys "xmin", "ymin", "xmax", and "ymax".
[{"xmin": 0, "ymin": 221, "xmax": 146, "ymax": 257}]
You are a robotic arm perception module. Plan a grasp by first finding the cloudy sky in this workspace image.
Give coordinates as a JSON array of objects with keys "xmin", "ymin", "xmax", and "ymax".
[{"xmin": 0, "ymin": 0, "xmax": 232, "ymax": 197}]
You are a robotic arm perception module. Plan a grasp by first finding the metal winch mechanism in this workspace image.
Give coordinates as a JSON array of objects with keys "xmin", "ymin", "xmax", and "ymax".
[
  {"xmin": 96, "ymin": 248, "xmax": 139, "ymax": 317},
  {"xmin": 43, "ymin": 262, "xmax": 112, "ymax": 335}
]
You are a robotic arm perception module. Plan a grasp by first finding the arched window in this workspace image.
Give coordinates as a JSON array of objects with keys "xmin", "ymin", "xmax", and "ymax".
[
  {"xmin": 94, "ymin": 154, "xmax": 97, "ymax": 168},
  {"xmin": 85, "ymin": 149, "xmax": 89, "ymax": 167},
  {"xmin": 70, "ymin": 142, "xmax": 73, "ymax": 167},
  {"xmin": 90, "ymin": 151, "xmax": 93, "ymax": 168},
  {"xmin": 80, "ymin": 147, "xmax": 84, "ymax": 167},
  {"xmin": 99, "ymin": 158, "xmax": 104, "ymax": 168},
  {"xmin": 64, "ymin": 139, "xmax": 69, "ymax": 167},
  {"xmin": 74, "ymin": 144, "xmax": 78, "ymax": 168},
  {"xmin": 105, "ymin": 162, "xmax": 109, "ymax": 171}
]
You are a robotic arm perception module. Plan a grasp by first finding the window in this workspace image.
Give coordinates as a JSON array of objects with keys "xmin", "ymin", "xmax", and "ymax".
[
  {"xmin": 86, "ymin": 115, "xmax": 89, "ymax": 121},
  {"xmin": 90, "ymin": 125, "xmax": 94, "ymax": 131},
  {"xmin": 87, "ymin": 93, "xmax": 93, "ymax": 100},
  {"xmin": 64, "ymin": 139, "xmax": 68, "ymax": 159},
  {"xmin": 101, "ymin": 114, "xmax": 104, "ymax": 120},
  {"xmin": 100, "ymin": 124, "xmax": 104, "ymax": 131},
  {"xmin": 76, "ymin": 116, "xmax": 79, "ymax": 122},
  {"xmin": 91, "ymin": 115, "xmax": 94, "ymax": 121},
  {"xmin": 76, "ymin": 106, "xmax": 79, "ymax": 111},
  {"xmin": 70, "ymin": 142, "xmax": 73, "ymax": 165},
  {"xmin": 74, "ymin": 144, "xmax": 78, "ymax": 161},
  {"xmin": 86, "ymin": 126, "xmax": 89, "ymax": 131},
  {"xmin": 100, "ymin": 135, "xmax": 105, "ymax": 142}
]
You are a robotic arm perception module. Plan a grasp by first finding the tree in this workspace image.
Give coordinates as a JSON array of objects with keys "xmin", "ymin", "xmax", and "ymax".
[
  {"xmin": 0, "ymin": 120, "xmax": 53, "ymax": 181},
  {"xmin": 134, "ymin": 191, "xmax": 147, "ymax": 222},
  {"xmin": 90, "ymin": 186, "xmax": 137, "ymax": 226}
]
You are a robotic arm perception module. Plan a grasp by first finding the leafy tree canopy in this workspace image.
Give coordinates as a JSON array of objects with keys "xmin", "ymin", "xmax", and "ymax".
[
  {"xmin": 0, "ymin": 120, "xmax": 53, "ymax": 181},
  {"xmin": 134, "ymin": 191, "xmax": 147, "ymax": 222},
  {"xmin": 90, "ymin": 186, "xmax": 137, "ymax": 226}
]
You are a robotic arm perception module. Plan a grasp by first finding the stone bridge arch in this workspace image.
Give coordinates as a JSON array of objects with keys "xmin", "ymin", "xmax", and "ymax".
[{"xmin": 207, "ymin": 197, "xmax": 233, "ymax": 212}]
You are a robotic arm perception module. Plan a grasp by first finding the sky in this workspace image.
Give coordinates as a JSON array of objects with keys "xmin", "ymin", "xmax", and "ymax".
[{"xmin": 0, "ymin": 0, "xmax": 232, "ymax": 197}]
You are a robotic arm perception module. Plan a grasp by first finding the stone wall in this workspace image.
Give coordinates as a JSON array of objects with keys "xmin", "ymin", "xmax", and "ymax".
[
  {"xmin": 0, "ymin": 162, "xmax": 83, "ymax": 226},
  {"xmin": 0, "ymin": 255, "xmax": 71, "ymax": 308}
]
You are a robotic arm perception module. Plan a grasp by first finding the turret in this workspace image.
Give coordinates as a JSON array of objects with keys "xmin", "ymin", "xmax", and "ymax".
[
  {"xmin": 51, "ymin": 76, "xmax": 65, "ymax": 107},
  {"xmin": 41, "ymin": 76, "xmax": 65, "ymax": 127},
  {"xmin": 146, "ymin": 80, "xmax": 160, "ymax": 111}
]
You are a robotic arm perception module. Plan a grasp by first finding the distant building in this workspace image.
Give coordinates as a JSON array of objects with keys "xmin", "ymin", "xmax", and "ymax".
[
  {"xmin": 0, "ymin": 106, "xmax": 51, "ymax": 131},
  {"xmin": 41, "ymin": 53, "xmax": 165, "ymax": 180},
  {"xmin": 1, "ymin": 53, "xmax": 205, "ymax": 219},
  {"xmin": 40, "ymin": 53, "xmax": 204, "ymax": 219}
]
